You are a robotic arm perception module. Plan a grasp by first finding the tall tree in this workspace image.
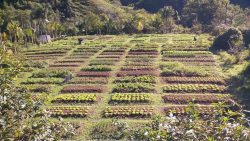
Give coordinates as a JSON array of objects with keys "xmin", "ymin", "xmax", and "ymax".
[{"xmin": 7, "ymin": 21, "xmax": 23, "ymax": 53}]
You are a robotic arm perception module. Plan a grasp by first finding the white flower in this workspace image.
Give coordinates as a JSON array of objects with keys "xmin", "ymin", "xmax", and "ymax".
[
  {"xmin": 186, "ymin": 129, "xmax": 196, "ymax": 137},
  {"xmin": 242, "ymin": 130, "xmax": 250, "ymax": 138},
  {"xmin": 227, "ymin": 123, "xmax": 232, "ymax": 127},
  {"xmin": 169, "ymin": 113, "xmax": 174, "ymax": 117},
  {"xmin": 232, "ymin": 123, "xmax": 239, "ymax": 128},
  {"xmin": 144, "ymin": 131, "xmax": 148, "ymax": 136},
  {"xmin": 163, "ymin": 124, "xmax": 170, "ymax": 129},
  {"xmin": 159, "ymin": 123, "xmax": 163, "ymax": 127},
  {"xmin": 156, "ymin": 135, "xmax": 161, "ymax": 139}
]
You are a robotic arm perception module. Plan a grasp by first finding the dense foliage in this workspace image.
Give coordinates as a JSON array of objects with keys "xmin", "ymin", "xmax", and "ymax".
[
  {"xmin": 212, "ymin": 28, "xmax": 244, "ymax": 52},
  {"xmin": 129, "ymin": 103, "xmax": 250, "ymax": 141},
  {"xmin": 89, "ymin": 103, "xmax": 250, "ymax": 140},
  {"xmin": 0, "ymin": 49, "xmax": 77, "ymax": 140},
  {"xmin": 90, "ymin": 120, "xmax": 128, "ymax": 140},
  {"xmin": 0, "ymin": 0, "xmax": 249, "ymax": 45}
]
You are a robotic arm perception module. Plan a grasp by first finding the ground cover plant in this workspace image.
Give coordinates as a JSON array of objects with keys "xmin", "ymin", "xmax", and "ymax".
[
  {"xmin": 76, "ymin": 71, "xmax": 111, "ymax": 77},
  {"xmin": 163, "ymin": 84, "xmax": 227, "ymax": 93},
  {"xmin": 160, "ymin": 62, "xmax": 211, "ymax": 77},
  {"xmin": 164, "ymin": 105, "xmax": 215, "ymax": 115},
  {"xmin": 61, "ymin": 85, "xmax": 105, "ymax": 93},
  {"xmin": 103, "ymin": 107, "xmax": 154, "ymax": 118},
  {"xmin": 21, "ymin": 78, "xmax": 64, "ymax": 84},
  {"xmin": 162, "ymin": 76, "xmax": 225, "ymax": 84},
  {"xmin": 31, "ymin": 70, "xmax": 71, "ymax": 78},
  {"xmin": 90, "ymin": 120, "xmax": 128, "ymax": 140},
  {"xmin": 162, "ymin": 57, "xmax": 215, "ymax": 62},
  {"xmin": 112, "ymin": 83, "xmax": 155, "ymax": 93},
  {"xmin": 162, "ymin": 94, "xmax": 231, "ymax": 104},
  {"xmin": 114, "ymin": 75, "xmax": 156, "ymax": 83},
  {"xmin": 117, "ymin": 70, "xmax": 158, "ymax": 77},
  {"xmin": 69, "ymin": 77, "xmax": 109, "ymax": 84},
  {"xmin": 81, "ymin": 66, "xmax": 112, "ymax": 71},
  {"xmin": 46, "ymin": 106, "xmax": 89, "ymax": 118},
  {"xmin": 51, "ymin": 94, "xmax": 97, "ymax": 103},
  {"xmin": 110, "ymin": 93, "xmax": 151, "ymax": 104}
]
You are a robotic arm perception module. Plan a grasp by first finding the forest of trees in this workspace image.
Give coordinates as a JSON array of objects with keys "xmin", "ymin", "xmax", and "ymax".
[{"xmin": 0, "ymin": 0, "xmax": 249, "ymax": 37}]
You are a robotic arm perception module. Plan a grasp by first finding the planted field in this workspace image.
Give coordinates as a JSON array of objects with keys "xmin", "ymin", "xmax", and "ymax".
[
  {"xmin": 61, "ymin": 85, "xmax": 105, "ymax": 93},
  {"xmin": 103, "ymin": 106, "xmax": 154, "ymax": 118},
  {"xmin": 110, "ymin": 93, "xmax": 151, "ymax": 104},
  {"xmin": 162, "ymin": 94, "xmax": 231, "ymax": 104},
  {"xmin": 164, "ymin": 105, "xmax": 214, "ymax": 115},
  {"xmin": 51, "ymin": 94, "xmax": 97, "ymax": 103},
  {"xmin": 163, "ymin": 84, "xmax": 227, "ymax": 93},
  {"xmin": 46, "ymin": 106, "xmax": 89, "ymax": 118},
  {"xmin": 162, "ymin": 76, "xmax": 225, "ymax": 84},
  {"xmin": 19, "ymin": 34, "xmax": 237, "ymax": 139},
  {"xmin": 112, "ymin": 83, "xmax": 156, "ymax": 93}
]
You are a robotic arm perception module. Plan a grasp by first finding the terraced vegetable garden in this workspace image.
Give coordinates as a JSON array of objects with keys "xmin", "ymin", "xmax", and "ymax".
[{"xmin": 20, "ymin": 34, "xmax": 237, "ymax": 139}]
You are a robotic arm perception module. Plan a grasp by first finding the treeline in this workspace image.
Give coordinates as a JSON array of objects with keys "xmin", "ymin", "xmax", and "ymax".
[
  {"xmin": 0, "ymin": 0, "xmax": 249, "ymax": 40},
  {"xmin": 121, "ymin": 0, "xmax": 250, "ymax": 12}
]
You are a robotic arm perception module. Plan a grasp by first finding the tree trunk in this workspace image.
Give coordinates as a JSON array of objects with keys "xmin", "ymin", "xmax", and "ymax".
[
  {"xmin": 13, "ymin": 35, "xmax": 17, "ymax": 54},
  {"xmin": 0, "ymin": 33, "xmax": 6, "ymax": 51}
]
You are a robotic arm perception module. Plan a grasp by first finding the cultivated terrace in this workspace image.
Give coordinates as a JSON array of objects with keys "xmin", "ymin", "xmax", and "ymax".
[{"xmin": 17, "ymin": 34, "xmax": 237, "ymax": 139}]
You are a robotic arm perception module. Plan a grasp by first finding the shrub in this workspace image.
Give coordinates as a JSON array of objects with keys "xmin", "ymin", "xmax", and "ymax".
[
  {"xmin": 90, "ymin": 120, "xmax": 128, "ymax": 140},
  {"xmin": 218, "ymin": 51, "xmax": 237, "ymax": 65},
  {"xmin": 212, "ymin": 28, "xmax": 243, "ymax": 52},
  {"xmin": 242, "ymin": 29, "xmax": 250, "ymax": 47},
  {"xmin": 129, "ymin": 103, "xmax": 250, "ymax": 141}
]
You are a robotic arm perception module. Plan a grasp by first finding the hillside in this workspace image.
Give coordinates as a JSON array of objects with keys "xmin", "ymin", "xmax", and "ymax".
[
  {"xmin": 0, "ymin": 0, "xmax": 249, "ymax": 35},
  {"xmin": 120, "ymin": 0, "xmax": 250, "ymax": 13},
  {"xmin": 1, "ymin": 0, "xmax": 250, "ymax": 140}
]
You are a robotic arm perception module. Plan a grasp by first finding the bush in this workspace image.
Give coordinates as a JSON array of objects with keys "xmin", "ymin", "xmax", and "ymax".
[
  {"xmin": 129, "ymin": 103, "xmax": 250, "ymax": 141},
  {"xmin": 212, "ymin": 28, "xmax": 243, "ymax": 52},
  {"xmin": 91, "ymin": 120, "xmax": 128, "ymax": 140},
  {"xmin": 218, "ymin": 51, "xmax": 237, "ymax": 65},
  {"xmin": 242, "ymin": 29, "xmax": 250, "ymax": 47}
]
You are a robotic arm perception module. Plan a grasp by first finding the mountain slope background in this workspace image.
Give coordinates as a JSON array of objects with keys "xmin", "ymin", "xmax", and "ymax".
[
  {"xmin": 120, "ymin": 0, "xmax": 250, "ymax": 13},
  {"xmin": 0, "ymin": 0, "xmax": 249, "ymax": 35}
]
